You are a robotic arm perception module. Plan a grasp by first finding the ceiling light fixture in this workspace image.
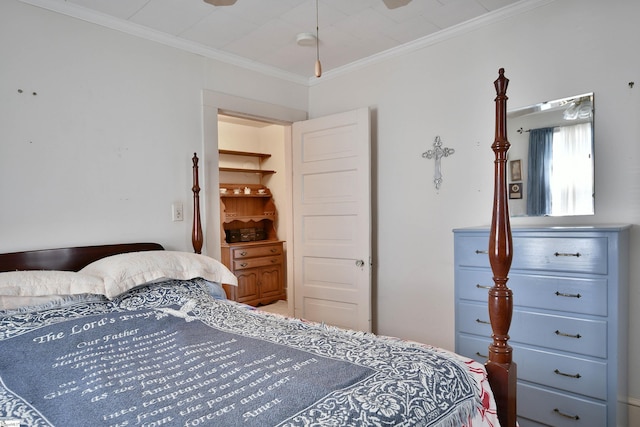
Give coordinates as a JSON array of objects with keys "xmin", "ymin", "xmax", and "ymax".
[
  {"xmin": 563, "ymin": 98, "xmax": 593, "ymax": 121},
  {"xmin": 296, "ymin": 32, "xmax": 317, "ymax": 47},
  {"xmin": 382, "ymin": 0, "xmax": 412, "ymax": 9},
  {"xmin": 314, "ymin": 0, "xmax": 322, "ymax": 78},
  {"xmin": 203, "ymin": 0, "xmax": 237, "ymax": 6}
]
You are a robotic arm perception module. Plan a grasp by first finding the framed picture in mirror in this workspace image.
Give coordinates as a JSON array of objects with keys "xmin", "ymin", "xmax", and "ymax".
[
  {"xmin": 509, "ymin": 183, "xmax": 522, "ymax": 199},
  {"xmin": 510, "ymin": 159, "xmax": 522, "ymax": 182}
]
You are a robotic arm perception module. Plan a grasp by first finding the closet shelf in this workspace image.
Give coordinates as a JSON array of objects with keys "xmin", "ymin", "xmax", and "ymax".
[
  {"xmin": 219, "ymin": 167, "xmax": 276, "ymax": 175},
  {"xmin": 219, "ymin": 149, "xmax": 271, "ymax": 159}
]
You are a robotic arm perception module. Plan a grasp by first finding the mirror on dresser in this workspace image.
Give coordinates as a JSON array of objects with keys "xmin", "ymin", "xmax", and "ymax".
[{"xmin": 507, "ymin": 93, "xmax": 594, "ymax": 217}]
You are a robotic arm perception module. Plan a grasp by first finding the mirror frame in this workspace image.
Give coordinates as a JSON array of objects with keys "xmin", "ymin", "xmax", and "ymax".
[{"xmin": 507, "ymin": 93, "xmax": 594, "ymax": 217}]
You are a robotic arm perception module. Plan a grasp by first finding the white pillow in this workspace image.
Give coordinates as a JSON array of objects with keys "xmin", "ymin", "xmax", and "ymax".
[
  {"xmin": 0, "ymin": 270, "xmax": 104, "ymax": 297},
  {"xmin": 0, "ymin": 294, "xmax": 102, "ymax": 312},
  {"xmin": 79, "ymin": 251, "xmax": 238, "ymax": 299}
]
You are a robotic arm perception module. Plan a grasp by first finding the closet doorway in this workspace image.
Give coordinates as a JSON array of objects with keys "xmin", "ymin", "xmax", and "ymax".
[
  {"xmin": 202, "ymin": 90, "xmax": 372, "ymax": 332},
  {"xmin": 217, "ymin": 113, "xmax": 289, "ymax": 308}
]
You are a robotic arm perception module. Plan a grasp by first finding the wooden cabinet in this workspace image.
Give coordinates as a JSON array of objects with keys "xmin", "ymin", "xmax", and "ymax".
[
  {"xmin": 453, "ymin": 226, "xmax": 630, "ymax": 427},
  {"xmin": 219, "ymin": 184, "xmax": 278, "ymax": 242},
  {"xmin": 221, "ymin": 240, "xmax": 285, "ymax": 306}
]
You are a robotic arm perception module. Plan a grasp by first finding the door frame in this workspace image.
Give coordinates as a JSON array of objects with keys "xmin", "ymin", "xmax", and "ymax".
[{"xmin": 201, "ymin": 90, "xmax": 306, "ymax": 314}]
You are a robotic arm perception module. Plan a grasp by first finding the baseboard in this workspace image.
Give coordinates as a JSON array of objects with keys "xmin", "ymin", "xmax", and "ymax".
[{"xmin": 627, "ymin": 396, "xmax": 640, "ymax": 408}]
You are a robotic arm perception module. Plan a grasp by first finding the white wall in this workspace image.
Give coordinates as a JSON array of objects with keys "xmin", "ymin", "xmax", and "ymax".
[
  {"xmin": 0, "ymin": 0, "xmax": 307, "ymax": 253},
  {"xmin": 308, "ymin": 0, "xmax": 640, "ymax": 416}
]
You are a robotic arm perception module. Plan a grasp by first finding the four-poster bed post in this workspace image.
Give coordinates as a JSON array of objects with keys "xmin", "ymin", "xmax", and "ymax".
[
  {"xmin": 487, "ymin": 68, "xmax": 517, "ymax": 427},
  {"xmin": 192, "ymin": 152, "xmax": 203, "ymax": 254}
]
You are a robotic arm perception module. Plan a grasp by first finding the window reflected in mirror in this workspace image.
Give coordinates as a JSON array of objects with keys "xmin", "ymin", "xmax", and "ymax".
[{"xmin": 507, "ymin": 93, "xmax": 594, "ymax": 217}]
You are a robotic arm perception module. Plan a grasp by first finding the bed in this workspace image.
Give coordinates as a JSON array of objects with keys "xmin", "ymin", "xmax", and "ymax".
[{"xmin": 0, "ymin": 69, "xmax": 515, "ymax": 427}]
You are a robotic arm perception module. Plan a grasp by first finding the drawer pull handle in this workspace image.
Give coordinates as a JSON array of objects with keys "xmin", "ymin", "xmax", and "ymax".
[
  {"xmin": 240, "ymin": 263, "xmax": 248, "ymax": 268},
  {"xmin": 554, "ymin": 251, "xmax": 581, "ymax": 257},
  {"xmin": 270, "ymin": 248, "xmax": 277, "ymax": 253},
  {"xmin": 555, "ymin": 291, "xmax": 582, "ymax": 298},
  {"xmin": 476, "ymin": 284, "xmax": 492, "ymax": 290},
  {"xmin": 476, "ymin": 319, "xmax": 491, "ymax": 325},
  {"xmin": 271, "ymin": 259, "xmax": 277, "ymax": 263},
  {"xmin": 555, "ymin": 330, "xmax": 581, "ymax": 339},
  {"xmin": 475, "ymin": 249, "xmax": 488, "ymax": 254},
  {"xmin": 475, "ymin": 351, "xmax": 488, "ymax": 359},
  {"xmin": 553, "ymin": 408, "xmax": 580, "ymax": 420},
  {"xmin": 239, "ymin": 251, "xmax": 248, "ymax": 256},
  {"xmin": 554, "ymin": 369, "xmax": 582, "ymax": 379}
]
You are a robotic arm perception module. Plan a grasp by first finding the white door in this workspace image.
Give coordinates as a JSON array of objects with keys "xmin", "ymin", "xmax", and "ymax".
[{"xmin": 291, "ymin": 108, "xmax": 371, "ymax": 332}]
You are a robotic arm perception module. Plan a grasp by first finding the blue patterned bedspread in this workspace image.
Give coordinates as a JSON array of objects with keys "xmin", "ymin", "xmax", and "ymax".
[{"xmin": 0, "ymin": 280, "xmax": 484, "ymax": 426}]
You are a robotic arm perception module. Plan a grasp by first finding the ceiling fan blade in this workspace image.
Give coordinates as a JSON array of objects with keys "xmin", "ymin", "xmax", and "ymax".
[
  {"xmin": 382, "ymin": 0, "xmax": 412, "ymax": 9},
  {"xmin": 203, "ymin": 0, "xmax": 238, "ymax": 6}
]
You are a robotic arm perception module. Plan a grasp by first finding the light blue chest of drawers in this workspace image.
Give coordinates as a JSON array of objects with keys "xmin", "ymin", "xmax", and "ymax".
[{"xmin": 453, "ymin": 226, "xmax": 630, "ymax": 427}]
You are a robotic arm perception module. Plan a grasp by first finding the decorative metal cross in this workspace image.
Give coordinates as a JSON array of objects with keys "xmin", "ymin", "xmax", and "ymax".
[{"xmin": 422, "ymin": 136, "xmax": 455, "ymax": 190}]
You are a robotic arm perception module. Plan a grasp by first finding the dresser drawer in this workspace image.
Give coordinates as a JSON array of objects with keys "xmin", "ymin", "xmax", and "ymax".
[
  {"xmin": 517, "ymin": 418, "xmax": 548, "ymax": 427},
  {"xmin": 514, "ymin": 345, "xmax": 606, "ymax": 399},
  {"xmin": 233, "ymin": 255, "xmax": 282, "ymax": 270},
  {"xmin": 457, "ymin": 303, "xmax": 607, "ymax": 358},
  {"xmin": 456, "ymin": 335, "xmax": 607, "ymax": 400},
  {"xmin": 456, "ymin": 334, "xmax": 490, "ymax": 363},
  {"xmin": 518, "ymin": 383, "xmax": 606, "ymax": 427},
  {"xmin": 455, "ymin": 269, "xmax": 494, "ymax": 302},
  {"xmin": 511, "ymin": 274, "xmax": 607, "ymax": 316},
  {"xmin": 454, "ymin": 234, "xmax": 609, "ymax": 274},
  {"xmin": 511, "ymin": 310, "xmax": 607, "ymax": 358},
  {"xmin": 512, "ymin": 236, "xmax": 608, "ymax": 274},
  {"xmin": 457, "ymin": 302, "xmax": 492, "ymax": 336},
  {"xmin": 456, "ymin": 269, "xmax": 608, "ymax": 316},
  {"xmin": 232, "ymin": 244, "xmax": 282, "ymax": 259},
  {"xmin": 454, "ymin": 235, "xmax": 491, "ymax": 268}
]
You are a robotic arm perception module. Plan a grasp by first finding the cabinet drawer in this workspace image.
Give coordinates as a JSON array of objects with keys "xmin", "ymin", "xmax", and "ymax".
[
  {"xmin": 458, "ymin": 303, "xmax": 607, "ymax": 358},
  {"xmin": 514, "ymin": 345, "xmax": 606, "ymax": 399},
  {"xmin": 518, "ymin": 383, "xmax": 606, "ymax": 427},
  {"xmin": 233, "ymin": 256, "xmax": 282, "ymax": 270},
  {"xmin": 232, "ymin": 244, "xmax": 282, "ymax": 259}
]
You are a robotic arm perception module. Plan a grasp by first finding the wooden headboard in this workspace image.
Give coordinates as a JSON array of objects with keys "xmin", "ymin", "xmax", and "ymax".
[{"xmin": 0, "ymin": 243, "xmax": 164, "ymax": 272}]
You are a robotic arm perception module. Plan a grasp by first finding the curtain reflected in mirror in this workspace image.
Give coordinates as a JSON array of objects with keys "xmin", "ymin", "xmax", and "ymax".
[{"xmin": 508, "ymin": 93, "xmax": 594, "ymax": 217}]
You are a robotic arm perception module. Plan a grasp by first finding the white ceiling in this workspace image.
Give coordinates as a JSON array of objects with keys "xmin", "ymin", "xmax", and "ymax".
[{"xmin": 21, "ymin": 0, "xmax": 527, "ymax": 83}]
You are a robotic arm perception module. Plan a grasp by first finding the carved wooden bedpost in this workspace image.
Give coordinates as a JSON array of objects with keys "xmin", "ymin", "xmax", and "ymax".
[
  {"xmin": 487, "ymin": 68, "xmax": 517, "ymax": 427},
  {"xmin": 192, "ymin": 153, "xmax": 203, "ymax": 254}
]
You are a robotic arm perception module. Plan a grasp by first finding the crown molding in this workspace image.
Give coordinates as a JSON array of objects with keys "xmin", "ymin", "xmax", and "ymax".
[
  {"xmin": 17, "ymin": 0, "xmax": 310, "ymax": 85},
  {"xmin": 309, "ymin": 0, "xmax": 555, "ymax": 85},
  {"xmin": 18, "ymin": 0, "xmax": 555, "ymax": 87}
]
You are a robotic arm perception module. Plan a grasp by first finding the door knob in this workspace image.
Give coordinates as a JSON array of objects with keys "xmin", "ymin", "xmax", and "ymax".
[{"xmin": 355, "ymin": 259, "xmax": 365, "ymax": 267}]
